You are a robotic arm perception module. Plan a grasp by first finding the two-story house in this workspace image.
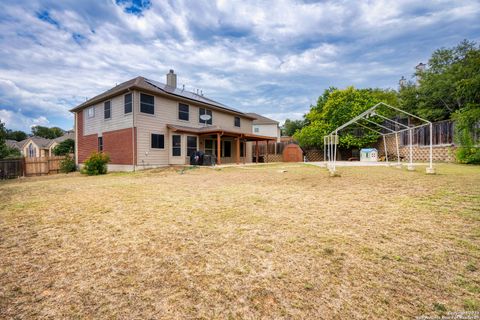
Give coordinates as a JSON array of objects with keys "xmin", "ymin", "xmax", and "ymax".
[
  {"xmin": 70, "ymin": 70, "xmax": 276, "ymax": 171},
  {"xmin": 246, "ymin": 113, "xmax": 281, "ymax": 142}
]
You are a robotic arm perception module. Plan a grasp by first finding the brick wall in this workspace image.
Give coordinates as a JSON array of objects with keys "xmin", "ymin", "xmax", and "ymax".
[
  {"xmin": 377, "ymin": 135, "xmax": 456, "ymax": 162},
  {"xmin": 76, "ymin": 111, "xmax": 136, "ymax": 165},
  {"xmin": 103, "ymin": 128, "xmax": 135, "ymax": 165},
  {"xmin": 77, "ymin": 111, "xmax": 98, "ymax": 163}
]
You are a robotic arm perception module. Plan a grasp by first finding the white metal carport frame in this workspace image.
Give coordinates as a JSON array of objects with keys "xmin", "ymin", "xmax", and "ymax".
[{"xmin": 324, "ymin": 102, "xmax": 435, "ymax": 174}]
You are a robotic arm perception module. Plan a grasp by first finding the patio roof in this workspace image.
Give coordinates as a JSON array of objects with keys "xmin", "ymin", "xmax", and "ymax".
[{"xmin": 166, "ymin": 124, "xmax": 276, "ymax": 141}]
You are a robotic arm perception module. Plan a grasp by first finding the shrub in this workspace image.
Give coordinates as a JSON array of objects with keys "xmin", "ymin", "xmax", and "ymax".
[
  {"xmin": 82, "ymin": 152, "xmax": 110, "ymax": 175},
  {"xmin": 59, "ymin": 155, "xmax": 76, "ymax": 173},
  {"xmin": 453, "ymin": 106, "xmax": 480, "ymax": 164},
  {"xmin": 53, "ymin": 139, "xmax": 75, "ymax": 156}
]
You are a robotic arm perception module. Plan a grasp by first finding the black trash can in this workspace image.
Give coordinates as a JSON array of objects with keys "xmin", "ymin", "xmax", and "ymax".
[
  {"xmin": 203, "ymin": 154, "xmax": 216, "ymax": 166},
  {"xmin": 190, "ymin": 151, "xmax": 204, "ymax": 165}
]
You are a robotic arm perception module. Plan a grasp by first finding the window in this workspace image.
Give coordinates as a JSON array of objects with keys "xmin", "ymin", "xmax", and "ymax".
[
  {"xmin": 199, "ymin": 108, "xmax": 213, "ymax": 125},
  {"xmin": 187, "ymin": 136, "xmax": 197, "ymax": 156},
  {"xmin": 172, "ymin": 135, "xmax": 181, "ymax": 156},
  {"xmin": 28, "ymin": 143, "xmax": 36, "ymax": 157},
  {"xmin": 234, "ymin": 116, "xmax": 241, "ymax": 127},
  {"xmin": 222, "ymin": 140, "xmax": 231, "ymax": 157},
  {"xmin": 151, "ymin": 134, "xmax": 164, "ymax": 149},
  {"xmin": 104, "ymin": 101, "xmax": 111, "ymax": 119},
  {"xmin": 254, "ymin": 127, "xmax": 260, "ymax": 133},
  {"xmin": 98, "ymin": 137, "xmax": 103, "ymax": 152},
  {"xmin": 87, "ymin": 107, "xmax": 95, "ymax": 118},
  {"xmin": 124, "ymin": 93, "xmax": 132, "ymax": 114},
  {"xmin": 140, "ymin": 93, "xmax": 155, "ymax": 114},
  {"xmin": 205, "ymin": 139, "xmax": 216, "ymax": 156},
  {"xmin": 178, "ymin": 103, "xmax": 189, "ymax": 121}
]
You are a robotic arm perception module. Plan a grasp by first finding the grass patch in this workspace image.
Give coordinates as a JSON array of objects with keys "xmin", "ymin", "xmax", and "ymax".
[{"xmin": 0, "ymin": 163, "xmax": 479, "ymax": 318}]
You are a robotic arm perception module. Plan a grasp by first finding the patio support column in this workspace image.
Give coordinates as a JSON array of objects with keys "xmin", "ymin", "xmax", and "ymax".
[
  {"xmin": 243, "ymin": 141, "xmax": 246, "ymax": 164},
  {"xmin": 266, "ymin": 140, "xmax": 269, "ymax": 163},
  {"xmin": 255, "ymin": 141, "xmax": 259, "ymax": 164},
  {"xmin": 216, "ymin": 133, "xmax": 221, "ymax": 165},
  {"xmin": 236, "ymin": 137, "xmax": 240, "ymax": 164}
]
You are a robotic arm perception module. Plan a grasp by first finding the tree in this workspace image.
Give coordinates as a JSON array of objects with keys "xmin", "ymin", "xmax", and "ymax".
[
  {"xmin": 52, "ymin": 139, "xmax": 75, "ymax": 156},
  {"xmin": 398, "ymin": 39, "xmax": 480, "ymax": 163},
  {"xmin": 31, "ymin": 126, "xmax": 64, "ymax": 139},
  {"xmin": 282, "ymin": 119, "xmax": 305, "ymax": 137},
  {"xmin": 400, "ymin": 40, "xmax": 480, "ymax": 121},
  {"xmin": 294, "ymin": 87, "xmax": 398, "ymax": 149},
  {"xmin": 6, "ymin": 129, "xmax": 28, "ymax": 141},
  {"xmin": 0, "ymin": 121, "xmax": 21, "ymax": 159}
]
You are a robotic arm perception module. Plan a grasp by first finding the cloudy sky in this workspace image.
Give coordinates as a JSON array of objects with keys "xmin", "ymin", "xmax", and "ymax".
[{"xmin": 0, "ymin": 0, "xmax": 479, "ymax": 132}]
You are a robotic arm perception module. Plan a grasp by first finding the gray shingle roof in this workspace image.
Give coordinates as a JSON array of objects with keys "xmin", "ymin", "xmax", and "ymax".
[
  {"xmin": 5, "ymin": 139, "xmax": 21, "ymax": 150},
  {"xmin": 245, "ymin": 113, "xmax": 279, "ymax": 125},
  {"xmin": 70, "ymin": 76, "xmax": 255, "ymax": 119}
]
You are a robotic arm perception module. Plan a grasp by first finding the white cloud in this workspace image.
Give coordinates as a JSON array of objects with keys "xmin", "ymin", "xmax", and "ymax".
[
  {"xmin": 0, "ymin": 109, "xmax": 50, "ymax": 132},
  {"xmin": 0, "ymin": 0, "xmax": 479, "ymax": 131}
]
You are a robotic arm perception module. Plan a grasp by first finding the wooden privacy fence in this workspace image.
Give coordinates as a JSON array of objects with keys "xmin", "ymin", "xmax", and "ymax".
[
  {"xmin": 0, "ymin": 158, "xmax": 24, "ymax": 180},
  {"xmin": 25, "ymin": 156, "xmax": 65, "ymax": 176},
  {"xmin": 0, "ymin": 156, "xmax": 66, "ymax": 179}
]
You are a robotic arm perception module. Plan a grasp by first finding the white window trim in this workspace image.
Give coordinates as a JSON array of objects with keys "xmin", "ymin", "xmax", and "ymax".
[{"xmin": 87, "ymin": 107, "xmax": 95, "ymax": 118}]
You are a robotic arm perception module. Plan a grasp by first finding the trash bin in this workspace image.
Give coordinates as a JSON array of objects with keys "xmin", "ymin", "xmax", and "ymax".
[
  {"xmin": 203, "ymin": 154, "xmax": 216, "ymax": 166},
  {"xmin": 190, "ymin": 151, "xmax": 204, "ymax": 165}
]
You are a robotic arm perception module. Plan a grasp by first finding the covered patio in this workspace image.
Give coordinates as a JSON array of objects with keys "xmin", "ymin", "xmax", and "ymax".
[{"xmin": 167, "ymin": 124, "xmax": 276, "ymax": 165}]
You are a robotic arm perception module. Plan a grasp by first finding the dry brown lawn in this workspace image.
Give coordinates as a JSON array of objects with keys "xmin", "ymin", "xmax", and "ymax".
[{"xmin": 0, "ymin": 163, "xmax": 479, "ymax": 319}]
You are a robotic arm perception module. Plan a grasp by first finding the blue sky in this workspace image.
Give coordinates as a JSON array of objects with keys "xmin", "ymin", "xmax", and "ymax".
[{"xmin": 0, "ymin": 0, "xmax": 479, "ymax": 132}]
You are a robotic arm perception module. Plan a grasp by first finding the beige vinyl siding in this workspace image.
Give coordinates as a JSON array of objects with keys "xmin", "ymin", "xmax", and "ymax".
[
  {"xmin": 83, "ymin": 94, "xmax": 133, "ymax": 136},
  {"xmin": 134, "ymin": 91, "xmax": 253, "ymax": 166},
  {"xmin": 252, "ymin": 124, "xmax": 281, "ymax": 141}
]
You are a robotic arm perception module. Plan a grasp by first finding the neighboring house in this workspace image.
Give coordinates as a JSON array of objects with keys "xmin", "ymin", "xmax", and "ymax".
[
  {"xmin": 6, "ymin": 132, "xmax": 75, "ymax": 158},
  {"xmin": 245, "ymin": 113, "xmax": 281, "ymax": 142},
  {"xmin": 70, "ymin": 70, "xmax": 276, "ymax": 171}
]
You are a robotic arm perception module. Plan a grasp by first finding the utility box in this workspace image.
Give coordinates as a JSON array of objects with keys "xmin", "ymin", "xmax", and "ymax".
[{"xmin": 360, "ymin": 148, "xmax": 378, "ymax": 162}]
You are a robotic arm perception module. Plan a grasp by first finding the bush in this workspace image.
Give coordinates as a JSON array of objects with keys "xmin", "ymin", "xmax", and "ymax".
[
  {"xmin": 59, "ymin": 155, "xmax": 76, "ymax": 173},
  {"xmin": 453, "ymin": 106, "xmax": 480, "ymax": 164},
  {"xmin": 82, "ymin": 152, "xmax": 110, "ymax": 175},
  {"xmin": 456, "ymin": 147, "xmax": 480, "ymax": 164},
  {"xmin": 53, "ymin": 139, "xmax": 75, "ymax": 156}
]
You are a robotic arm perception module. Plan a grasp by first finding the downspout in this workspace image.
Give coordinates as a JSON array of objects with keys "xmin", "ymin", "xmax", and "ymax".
[{"xmin": 130, "ymin": 89, "xmax": 136, "ymax": 172}]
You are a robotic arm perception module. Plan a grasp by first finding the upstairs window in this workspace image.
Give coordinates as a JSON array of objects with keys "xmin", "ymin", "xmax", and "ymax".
[
  {"xmin": 199, "ymin": 108, "xmax": 213, "ymax": 125},
  {"xmin": 98, "ymin": 137, "xmax": 103, "ymax": 152},
  {"xmin": 172, "ymin": 135, "xmax": 181, "ymax": 156},
  {"xmin": 87, "ymin": 107, "xmax": 95, "ymax": 118},
  {"xmin": 254, "ymin": 127, "xmax": 259, "ymax": 133},
  {"xmin": 124, "ymin": 93, "xmax": 132, "ymax": 114},
  {"xmin": 104, "ymin": 101, "xmax": 111, "ymax": 119},
  {"xmin": 28, "ymin": 143, "xmax": 36, "ymax": 157},
  {"xmin": 140, "ymin": 93, "xmax": 155, "ymax": 115},
  {"xmin": 179, "ymin": 103, "xmax": 189, "ymax": 121},
  {"xmin": 151, "ymin": 134, "xmax": 164, "ymax": 149},
  {"xmin": 234, "ymin": 116, "xmax": 241, "ymax": 127}
]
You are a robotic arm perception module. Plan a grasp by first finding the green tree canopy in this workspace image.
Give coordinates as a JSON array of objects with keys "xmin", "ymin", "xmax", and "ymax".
[
  {"xmin": 0, "ymin": 121, "xmax": 21, "ymax": 159},
  {"xmin": 6, "ymin": 129, "xmax": 28, "ymax": 141},
  {"xmin": 399, "ymin": 39, "xmax": 480, "ymax": 121},
  {"xmin": 31, "ymin": 126, "xmax": 64, "ymax": 139},
  {"xmin": 282, "ymin": 119, "xmax": 305, "ymax": 137},
  {"xmin": 294, "ymin": 87, "xmax": 398, "ymax": 149},
  {"xmin": 53, "ymin": 139, "xmax": 75, "ymax": 156}
]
